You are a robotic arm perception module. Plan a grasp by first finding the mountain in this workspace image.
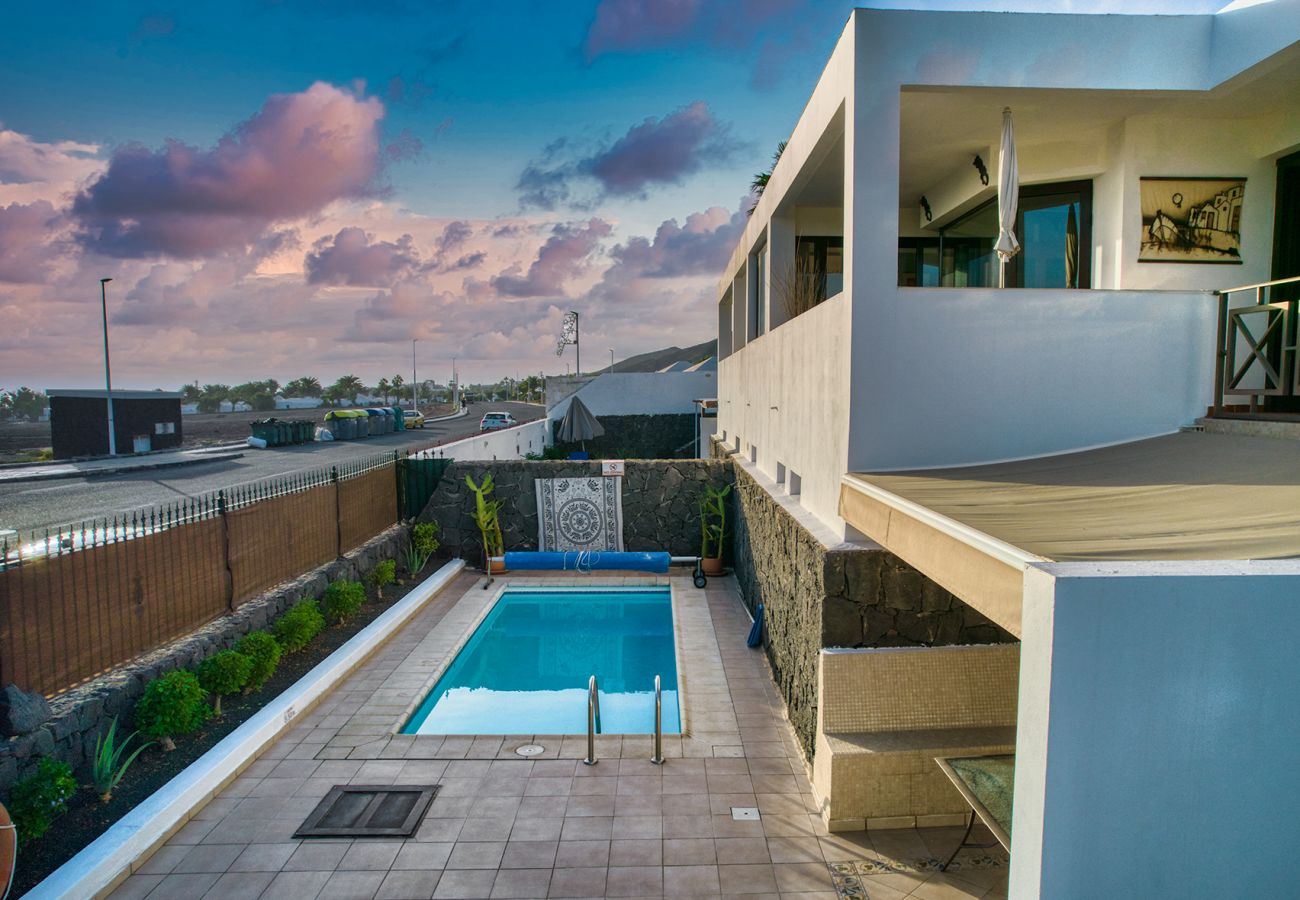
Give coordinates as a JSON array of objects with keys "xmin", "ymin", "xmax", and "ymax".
[{"xmin": 593, "ymin": 340, "xmax": 717, "ymax": 375}]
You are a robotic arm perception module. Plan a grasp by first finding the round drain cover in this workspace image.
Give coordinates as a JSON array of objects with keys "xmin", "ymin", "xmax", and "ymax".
[{"xmin": 515, "ymin": 744, "xmax": 546, "ymax": 757}]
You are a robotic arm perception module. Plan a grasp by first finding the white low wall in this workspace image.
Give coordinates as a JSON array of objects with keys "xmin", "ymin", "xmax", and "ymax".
[
  {"xmin": 547, "ymin": 371, "xmax": 716, "ymax": 419},
  {"xmin": 1012, "ymin": 559, "xmax": 1300, "ymax": 899},
  {"xmin": 416, "ymin": 419, "xmax": 548, "ymax": 461}
]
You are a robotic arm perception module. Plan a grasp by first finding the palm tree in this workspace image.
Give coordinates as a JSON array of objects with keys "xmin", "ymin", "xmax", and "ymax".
[
  {"xmin": 330, "ymin": 375, "xmax": 365, "ymax": 406},
  {"xmin": 283, "ymin": 376, "xmax": 322, "ymax": 398},
  {"xmin": 391, "ymin": 374, "xmax": 405, "ymax": 403},
  {"xmin": 376, "ymin": 377, "xmax": 391, "ymax": 404},
  {"xmin": 749, "ymin": 141, "xmax": 787, "ymax": 215}
]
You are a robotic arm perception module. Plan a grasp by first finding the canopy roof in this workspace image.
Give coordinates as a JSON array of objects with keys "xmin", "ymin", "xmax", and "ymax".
[{"xmin": 840, "ymin": 432, "xmax": 1300, "ymax": 636}]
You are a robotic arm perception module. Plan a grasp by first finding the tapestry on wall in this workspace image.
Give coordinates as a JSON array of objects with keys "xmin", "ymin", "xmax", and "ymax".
[
  {"xmin": 535, "ymin": 476, "xmax": 624, "ymax": 552},
  {"xmin": 1138, "ymin": 176, "xmax": 1246, "ymax": 264}
]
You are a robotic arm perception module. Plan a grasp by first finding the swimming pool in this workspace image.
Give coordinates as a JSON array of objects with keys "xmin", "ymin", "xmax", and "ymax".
[{"xmin": 402, "ymin": 586, "xmax": 681, "ymax": 735}]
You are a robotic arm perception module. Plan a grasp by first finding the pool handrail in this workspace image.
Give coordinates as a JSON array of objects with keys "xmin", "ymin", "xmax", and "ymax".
[
  {"xmin": 651, "ymin": 674, "xmax": 664, "ymax": 766},
  {"xmin": 584, "ymin": 675, "xmax": 600, "ymax": 766}
]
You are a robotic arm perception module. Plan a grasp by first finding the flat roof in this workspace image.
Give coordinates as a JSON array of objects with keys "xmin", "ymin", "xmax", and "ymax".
[
  {"xmin": 47, "ymin": 390, "xmax": 184, "ymax": 400},
  {"xmin": 840, "ymin": 432, "xmax": 1300, "ymax": 637}
]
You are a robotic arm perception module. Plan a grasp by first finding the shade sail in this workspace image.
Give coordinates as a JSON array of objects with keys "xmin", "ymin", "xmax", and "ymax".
[{"xmin": 557, "ymin": 396, "xmax": 605, "ymax": 443}]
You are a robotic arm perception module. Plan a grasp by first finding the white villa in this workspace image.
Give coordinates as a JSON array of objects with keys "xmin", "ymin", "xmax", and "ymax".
[{"xmin": 715, "ymin": 2, "xmax": 1300, "ymax": 897}]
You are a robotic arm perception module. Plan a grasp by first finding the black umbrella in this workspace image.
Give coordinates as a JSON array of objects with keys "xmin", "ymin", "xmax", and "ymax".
[{"xmin": 557, "ymin": 396, "xmax": 604, "ymax": 449}]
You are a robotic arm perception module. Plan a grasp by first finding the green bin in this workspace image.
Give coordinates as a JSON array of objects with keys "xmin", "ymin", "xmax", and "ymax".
[{"xmin": 250, "ymin": 419, "xmax": 277, "ymax": 445}]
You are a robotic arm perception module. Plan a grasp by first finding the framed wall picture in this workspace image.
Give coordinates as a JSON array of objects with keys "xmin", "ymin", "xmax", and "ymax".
[{"xmin": 1139, "ymin": 176, "xmax": 1245, "ymax": 264}]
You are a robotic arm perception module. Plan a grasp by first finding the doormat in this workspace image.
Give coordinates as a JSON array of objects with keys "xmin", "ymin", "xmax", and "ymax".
[
  {"xmin": 535, "ymin": 476, "xmax": 624, "ymax": 551},
  {"xmin": 294, "ymin": 784, "xmax": 440, "ymax": 838}
]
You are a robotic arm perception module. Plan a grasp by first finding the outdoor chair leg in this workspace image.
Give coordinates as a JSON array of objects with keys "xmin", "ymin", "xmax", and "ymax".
[{"xmin": 941, "ymin": 810, "xmax": 978, "ymax": 871}]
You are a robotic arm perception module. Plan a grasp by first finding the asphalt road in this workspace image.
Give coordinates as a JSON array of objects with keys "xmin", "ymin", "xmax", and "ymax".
[{"xmin": 0, "ymin": 402, "xmax": 542, "ymax": 534}]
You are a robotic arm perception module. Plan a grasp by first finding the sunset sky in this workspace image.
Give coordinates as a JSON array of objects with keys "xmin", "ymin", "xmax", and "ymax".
[{"xmin": 0, "ymin": 0, "xmax": 1223, "ymax": 390}]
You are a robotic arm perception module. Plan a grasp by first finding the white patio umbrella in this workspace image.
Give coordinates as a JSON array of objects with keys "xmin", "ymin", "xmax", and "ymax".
[{"xmin": 995, "ymin": 106, "xmax": 1020, "ymax": 288}]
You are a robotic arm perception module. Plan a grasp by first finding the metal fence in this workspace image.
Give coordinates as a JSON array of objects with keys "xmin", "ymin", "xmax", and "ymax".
[{"xmin": 0, "ymin": 450, "xmax": 435, "ymax": 697}]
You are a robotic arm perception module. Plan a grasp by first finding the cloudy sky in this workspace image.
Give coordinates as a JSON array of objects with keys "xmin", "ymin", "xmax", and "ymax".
[{"xmin": 0, "ymin": 0, "xmax": 1225, "ymax": 390}]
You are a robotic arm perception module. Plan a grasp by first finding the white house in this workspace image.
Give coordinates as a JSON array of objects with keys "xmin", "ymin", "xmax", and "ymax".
[{"xmin": 716, "ymin": 3, "xmax": 1300, "ymax": 898}]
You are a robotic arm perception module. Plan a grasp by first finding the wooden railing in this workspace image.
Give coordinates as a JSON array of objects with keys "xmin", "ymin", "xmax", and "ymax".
[{"xmin": 1212, "ymin": 275, "xmax": 1300, "ymax": 417}]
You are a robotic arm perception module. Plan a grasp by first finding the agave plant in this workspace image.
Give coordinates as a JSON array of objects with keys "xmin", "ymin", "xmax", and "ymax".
[{"xmin": 91, "ymin": 716, "xmax": 153, "ymax": 803}]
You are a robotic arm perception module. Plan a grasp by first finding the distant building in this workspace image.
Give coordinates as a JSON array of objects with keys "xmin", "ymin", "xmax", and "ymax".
[{"xmin": 47, "ymin": 390, "xmax": 183, "ymax": 459}]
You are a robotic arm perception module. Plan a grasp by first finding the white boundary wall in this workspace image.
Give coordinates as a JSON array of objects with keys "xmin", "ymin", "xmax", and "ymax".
[{"xmin": 416, "ymin": 419, "xmax": 548, "ymax": 461}]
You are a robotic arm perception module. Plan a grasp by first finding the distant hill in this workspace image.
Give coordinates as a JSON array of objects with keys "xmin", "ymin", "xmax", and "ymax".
[{"xmin": 595, "ymin": 340, "xmax": 716, "ymax": 375}]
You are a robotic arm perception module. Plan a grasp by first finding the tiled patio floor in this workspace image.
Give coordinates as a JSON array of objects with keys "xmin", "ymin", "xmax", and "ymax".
[{"xmin": 108, "ymin": 572, "xmax": 1009, "ymax": 899}]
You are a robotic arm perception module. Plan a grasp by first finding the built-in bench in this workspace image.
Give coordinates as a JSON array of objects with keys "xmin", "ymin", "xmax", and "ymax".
[{"xmin": 812, "ymin": 643, "xmax": 1019, "ymax": 832}]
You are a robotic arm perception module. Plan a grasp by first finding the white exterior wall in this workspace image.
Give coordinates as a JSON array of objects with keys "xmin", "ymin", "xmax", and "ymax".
[
  {"xmin": 718, "ymin": 292, "xmax": 851, "ymax": 528},
  {"xmin": 548, "ymin": 372, "xmax": 716, "ymax": 420},
  {"xmin": 1013, "ymin": 560, "xmax": 1300, "ymax": 898},
  {"xmin": 416, "ymin": 419, "xmax": 547, "ymax": 461}
]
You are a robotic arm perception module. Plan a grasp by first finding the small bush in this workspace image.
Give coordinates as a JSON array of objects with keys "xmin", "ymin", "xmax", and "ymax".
[
  {"xmin": 274, "ymin": 599, "xmax": 325, "ymax": 652},
  {"xmin": 135, "ymin": 670, "xmax": 211, "ymax": 751},
  {"xmin": 234, "ymin": 630, "xmax": 282, "ymax": 692},
  {"xmin": 366, "ymin": 560, "xmax": 396, "ymax": 599},
  {"xmin": 196, "ymin": 649, "xmax": 253, "ymax": 716},
  {"xmin": 322, "ymin": 580, "xmax": 366, "ymax": 623},
  {"xmin": 412, "ymin": 522, "xmax": 440, "ymax": 556},
  {"xmin": 9, "ymin": 757, "xmax": 77, "ymax": 844}
]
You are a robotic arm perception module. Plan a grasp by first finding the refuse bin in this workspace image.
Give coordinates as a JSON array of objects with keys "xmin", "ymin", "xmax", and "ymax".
[
  {"xmin": 250, "ymin": 419, "xmax": 277, "ymax": 446},
  {"xmin": 340, "ymin": 410, "xmax": 360, "ymax": 440},
  {"xmin": 292, "ymin": 420, "xmax": 309, "ymax": 443},
  {"xmin": 381, "ymin": 408, "xmax": 395, "ymax": 433},
  {"xmin": 326, "ymin": 411, "xmax": 350, "ymax": 440},
  {"xmin": 392, "ymin": 405, "xmax": 405, "ymax": 431},
  {"xmin": 364, "ymin": 408, "xmax": 381, "ymax": 437},
  {"xmin": 275, "ymin": 420, "xmax": 293, "ymax": 446}
]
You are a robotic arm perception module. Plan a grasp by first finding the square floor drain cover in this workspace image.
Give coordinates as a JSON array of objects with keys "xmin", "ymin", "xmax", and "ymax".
[
  {"xmin": 295, "ymin": 784, "xmax": 440, "ymax": 838},
  {"xmin": 731, "ymin": 807, "xmax": 761, "ymax": 820}
]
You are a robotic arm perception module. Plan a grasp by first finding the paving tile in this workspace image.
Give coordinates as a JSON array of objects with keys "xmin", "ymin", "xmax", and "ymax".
[
  {"xmin": 555, "ymin": 838, "xmax": 610, "ymax": 868},
  {"xmin": 610, "ymin": 815, "xmax": 662, "ymax": 840},
  {"xmin": 393, "ymin": 841, "xmax": 454, "ymax": 870},
  {"xmin": 284, "ymin": 842, "xmax": 351, "ymax": 872},
  {"xmin": 318, "ymin": 869, "xmax": 386, "ymax": 899},
  {"xmin": 559, "ymin": 816, "xmax": 613, "ymax": 841},
  {"xmin": 604, "ymin": 865, "xmax": 664, "ymax": 897},
  {"xmin": 773, "ymin": 861, "xmax": 835, "ymax": 893},
  {"xmin": 718, "ymin": 863, "xmax": 778, "ymax": 895},
  {"xmin": 489, "ymin": 867, "xmax": 552, "ymax": 899},
  {"xmin": 715, "ymin": 837, "xmax": 771, "ymax": 865},
  {"xmin": 446, "ymin": 840, "xmax": 506, "ymax": 869},
  {"xmin": 173, "ymin": 842, "xmax": 244, "ymax": 874},
  {"xmin": 457, "ymin": 817, "xmax": 515, "ymax": 841},
  {"xmin": 261, "ymin": 870, "xmax": 335, "ymax": 900},
  {"xmin": 201, "ymin": 871, "xmax": 275, "ymax": 899},
  {"xmin": 766, "ymin": 836, "xmax": 824, "ymax": 864},
  {"xmin": 664, "ymin": 863, "xmax": 721, "ymax": 896},
  {"xmin": 228, "ymin": 841, "xmax": 299, "ymax": 872},
  {"xmin": 609, "ymin": 839, "xmax": 663, "ymax": 867},
  {"xmin": 340, "ymin": 841, "xmax": 403, "ymax": 871},
  {"xmin": 110, "ymin": 875, "xmax": 163, "ymax": 900},
  {"xmin": 508, "ymin": 816, "xmax": 564, "ymax": 842},
  {"xmin": 664, "ymin": 837, "xmax": 717, "ymax": 866},
  {"xmin": 547, "ymin": 866, "xmax": 607, "ymax": 898},
  {"xmin": 144, "ymin": 872, "xmax": 220, "ymax": 898},
  {"xmin": 501, "ymin": 839, "xmax": 558, "ymax": 869},
  {"xmin": 432, "ymin": 868, "xmax": 498, "ymax": 898},
  {"xmin": 376, "ymin": 868, "xmax": 439, "ymax": 899}
]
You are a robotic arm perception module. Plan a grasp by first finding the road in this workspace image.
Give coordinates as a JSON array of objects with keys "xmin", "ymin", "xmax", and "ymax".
[{"xmin": 0, "ymin": 402, "xmax": 542, "ymax": 534}]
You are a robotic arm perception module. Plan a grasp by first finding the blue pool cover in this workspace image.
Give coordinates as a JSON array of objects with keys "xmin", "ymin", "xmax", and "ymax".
[{"xmin": 503, "ymin": 551, "xmax": 670, "ymax": 573}]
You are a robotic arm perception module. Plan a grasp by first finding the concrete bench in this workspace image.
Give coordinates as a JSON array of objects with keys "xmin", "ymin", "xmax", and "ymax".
[{"xmin": 812, "ymin": 643, "xmax": 1019, "ymax": 832}]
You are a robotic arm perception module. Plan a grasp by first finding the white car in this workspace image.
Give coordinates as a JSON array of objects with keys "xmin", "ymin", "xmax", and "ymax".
[{"xmin": 480, "ymin": 412, "xmax": 517, "ymax": 431}]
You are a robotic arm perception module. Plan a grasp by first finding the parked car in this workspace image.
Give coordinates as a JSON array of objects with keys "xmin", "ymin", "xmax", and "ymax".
[
  {"xmin": 403, "ymin": 409, "xmax": 426, "ymax": 429},
  {"xmin": 480, "ymin": 412, "xmax": 517, "ymax": 431}
]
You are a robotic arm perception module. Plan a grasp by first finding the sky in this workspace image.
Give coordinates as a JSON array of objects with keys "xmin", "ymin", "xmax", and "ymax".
[{"xmin": 0, "ymin": 0, "xmax": 1228, "ymax": 390}]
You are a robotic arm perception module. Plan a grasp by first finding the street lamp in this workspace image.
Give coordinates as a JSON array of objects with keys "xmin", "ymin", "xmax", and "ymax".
[
  {"xmin": 99, "ymin": 277, "xmax": 116, "ymax": 456},
  {"xmin": 609, "ymin": 348, "xmax": 614, "ymax": 373},
  {"xmin": 411, "ymin": 339, "xmax": 418, "ymax": 411}
]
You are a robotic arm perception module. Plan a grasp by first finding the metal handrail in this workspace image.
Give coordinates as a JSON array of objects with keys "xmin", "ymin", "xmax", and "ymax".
[
  {"xmin": 583, "ymin": 675, "xmax": 600, "ymax": 766},
  {"xmin": 650, "ymin": 675, "xmax": 665, "ymax": 766},
  {"xmin": 1211, "ymin": 275, "xmax": 1300, "ymax": 416}
]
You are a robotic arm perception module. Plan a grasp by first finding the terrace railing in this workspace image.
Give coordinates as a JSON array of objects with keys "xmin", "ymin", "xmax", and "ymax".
[{"xmin": 1212, "ymin": 275, "xmax": 1300, "ymax": 417}]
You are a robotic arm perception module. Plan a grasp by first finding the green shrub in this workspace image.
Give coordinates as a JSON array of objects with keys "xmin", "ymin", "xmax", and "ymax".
[
  {"xmin": 91, "ymin": 717, "xmax": 152, "ymax": 803},
  {"xmin": 135, "ymin": 670, "xmax": 211, "ymax": 751},
  {"xmin": 366, "ymin": 560, "xmax": 396, "ymax": 599},
  {"xmin": 322, "ymin": 580, "xmax": 366, "ymax": 623},
  {"xmin": 9, "ymin": 757, "xmax": 77, "ymax": 844},
  {"xmin": 195, "ymin": 650, "xmax": 253, "ymax": 716},
  {"xmin": 234, "ymin": 630, "xmax": 282, "ymax": 692},
  {"xmin": 273, "ymin": 599, "xmax": 325, "ymax": 652},
  {"xmin": 412, "ymin": 522, "xmax": 440, "ymax": 556}
]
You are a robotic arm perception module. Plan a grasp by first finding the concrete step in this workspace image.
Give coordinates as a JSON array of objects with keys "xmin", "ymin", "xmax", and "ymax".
[{"xmin": 1195, "ymin": 416, "xmax": 1300, "ymax": 442}]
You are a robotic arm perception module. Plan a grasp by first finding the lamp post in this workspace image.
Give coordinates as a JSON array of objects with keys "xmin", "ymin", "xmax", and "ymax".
[
  {"xmin": 451, "ymin": 356, "xmax": 458, "ymax": 409},
  {"xmin": 411, "ymin": 339, "xmax": 418, "ymax": 411},
  {"xmin": 609, "ymin": 348, "xmax": 614, "ymax": 373},
  {"xmin": 99, "ymin": 277, "xmax": 117, "ymax": 456}
]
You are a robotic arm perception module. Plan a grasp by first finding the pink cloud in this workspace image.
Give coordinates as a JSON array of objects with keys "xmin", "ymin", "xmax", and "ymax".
[
  {"xmin": 305, "ymin": 227, "xmax": 421, "ymax": 286},
  {"xmin": 491, "ymin": 218, "xmax": 612, "ymax": 297},
  {"xmin": 582, "ymin": 0, "xmax": 702, "ymax": 62},
  {"xmin": 73, "ymin": 82, "xmax": 385, "ymax": 258},
  {"xmin": 0, "ymin": 200, "xmax": 69, "ymax": 283}
]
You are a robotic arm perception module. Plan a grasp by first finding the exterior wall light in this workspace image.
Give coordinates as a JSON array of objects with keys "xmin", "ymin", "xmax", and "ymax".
[
  {"xmin": 973, "ymin": 154, "xmax": 989, "ymax": 186},
  {"xmin": 920, "ymin": 195, "xmax": 933, "ymax": 222}
]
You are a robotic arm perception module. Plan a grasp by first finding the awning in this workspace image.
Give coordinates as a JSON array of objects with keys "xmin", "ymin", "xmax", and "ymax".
[{"xmin": 840, "ymin": 432, "xmax": 1300, "ymax": 636}]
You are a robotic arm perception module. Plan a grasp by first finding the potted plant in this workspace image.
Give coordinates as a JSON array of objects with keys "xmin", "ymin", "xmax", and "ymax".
[
  {"xmin": 464, "ymin": 473, "xmax": 505, "ymax": 573},
  {"xmin": 699, "ymin": 483, "xmax": 732, "ymax": 575}
]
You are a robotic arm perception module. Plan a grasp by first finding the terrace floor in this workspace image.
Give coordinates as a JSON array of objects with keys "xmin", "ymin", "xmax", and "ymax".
[{"xmin": 108, "ymin": 572, "xmax": 1009, "ymax": 899}]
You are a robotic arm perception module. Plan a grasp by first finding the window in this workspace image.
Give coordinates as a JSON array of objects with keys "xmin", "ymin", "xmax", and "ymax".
[
  {"xmin": 754, "ymin": 245, "xmax": 767, "ymax": 336},
  {"xmin": 154, "ymin": 421, "xmax": 175, "ymax": 435},
  {"xmin": 796, "ymin": 236, "xmax": 844, "ymax": 304},
  {"xmin": 899, "ymin": 180, "xmax": 1092, "ymax": 288}
]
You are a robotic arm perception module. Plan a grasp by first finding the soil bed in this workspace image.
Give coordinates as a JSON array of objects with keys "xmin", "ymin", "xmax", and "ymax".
[{"xmin": 9, "ymin": 562, "xmax": 446, "ymax": 896}]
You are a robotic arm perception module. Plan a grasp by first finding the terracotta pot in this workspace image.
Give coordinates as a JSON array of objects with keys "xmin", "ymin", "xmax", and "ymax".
[
  {"xmin": 701, "ymin": 556, "xmax": 724, "ymax": 576},
  {"xmin": 489, "ymin": 559, "xmax": 508, "ymax": 575},
  {"xmin": 0, "ymin": 799, "xmax": 15, "ymax": 899}
]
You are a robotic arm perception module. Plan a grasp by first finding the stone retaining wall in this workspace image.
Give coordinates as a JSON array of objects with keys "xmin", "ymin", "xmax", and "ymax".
[
  {"xmin": 721, "ymin": 449, "xmax": 1016, "ymax": 759},
  {"xmin": 0, "ymin": 525, "xmax": 409, "ymax": 794},
  {"xmin": 550, "ymin": 414, "xmax": 698, "ymax": 460},
  {"xmin": 418, "ymin": 459, "xmax": 734, "ymax": 562}
]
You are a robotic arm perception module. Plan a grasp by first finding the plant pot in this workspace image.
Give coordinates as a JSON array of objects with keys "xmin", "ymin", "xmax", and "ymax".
[
  {"xmin": 489, "ymin": 559, "xmax": 508, "ymax": 575},
  {"xmin": 0, "ymin": 800, "xmax": 14, "ymax": 898},
  {"xmin": 701, "ymin": 556, "xmax": 724, "ymax": 576}
]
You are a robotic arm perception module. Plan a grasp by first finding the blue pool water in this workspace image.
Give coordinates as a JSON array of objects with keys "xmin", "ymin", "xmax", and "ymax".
[{"xmin": 402, "ymin": 587, "xmax": 680, "ymax": 735}]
